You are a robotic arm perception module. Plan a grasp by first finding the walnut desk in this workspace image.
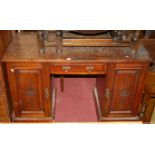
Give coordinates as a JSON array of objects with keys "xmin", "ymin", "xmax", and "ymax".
[{"xmin": 2, "ymin": 33, "xmax": 152, "ymax": 122}]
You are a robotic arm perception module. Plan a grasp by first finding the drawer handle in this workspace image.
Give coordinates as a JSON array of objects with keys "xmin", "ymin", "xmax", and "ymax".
[
  {"xmin": 86, "ymin": 66, "xmax": 94, "ymax": 72},
  {"xmin": 62, "ymin": 66, "xmax": 71, "ymax": 72}
]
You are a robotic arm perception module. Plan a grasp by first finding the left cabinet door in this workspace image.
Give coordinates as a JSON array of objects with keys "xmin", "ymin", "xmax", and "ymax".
[{"xmin": 6, "ymin": 63, "xmax": 52, "ymax": 122}]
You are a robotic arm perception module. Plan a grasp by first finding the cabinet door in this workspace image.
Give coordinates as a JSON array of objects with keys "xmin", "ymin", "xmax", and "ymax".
[
  {"xmin": 101, "ymin": 63, "xmax": 148, "ymax": 119},
  {"xmin": 110, "ymin": 69, "xmax": 140, "ymax": 113},
  {"xmin": 6, "ymin": 63, "xmax": 51, "ymax": 121}
]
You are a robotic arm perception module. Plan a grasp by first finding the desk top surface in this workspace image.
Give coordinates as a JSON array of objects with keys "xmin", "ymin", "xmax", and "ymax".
[{"xmin": 2, "ymin": 33, "xmax": 152, "ymax": 63}]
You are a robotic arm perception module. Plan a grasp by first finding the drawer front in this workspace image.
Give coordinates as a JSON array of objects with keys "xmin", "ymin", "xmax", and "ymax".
[{"xmin": 51, "ymin": 64, "xmax": 107, "ymax": 74}]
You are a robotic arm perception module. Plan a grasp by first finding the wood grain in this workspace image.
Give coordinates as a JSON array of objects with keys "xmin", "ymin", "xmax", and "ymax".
[{"xmin": 2, "ymin": 32, "xmax": 152, "ymax": 122}]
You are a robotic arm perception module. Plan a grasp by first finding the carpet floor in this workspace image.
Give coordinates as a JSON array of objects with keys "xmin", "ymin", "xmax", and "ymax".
[{"xmin": 54, "ymin": 77, "xmax": 98, "ymax": 122}]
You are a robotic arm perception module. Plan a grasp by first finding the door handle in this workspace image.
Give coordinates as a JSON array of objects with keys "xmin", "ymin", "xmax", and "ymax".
[
  {"xmin": 105, "ymin": 88, "xmax": 110, "ymax": 103},
  {"xmin": 44, "ymin": 88, "xmax": 49, "ymax": 99}
]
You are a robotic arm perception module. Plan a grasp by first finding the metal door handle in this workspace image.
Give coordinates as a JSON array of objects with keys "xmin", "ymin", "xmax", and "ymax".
[
  {"xmin": 44, "ymin": 88, "xmax": 49, "ymax": 99},
  {"xmin": 105, "ymin": 88, "xmax": 110, "ymax": 103}
]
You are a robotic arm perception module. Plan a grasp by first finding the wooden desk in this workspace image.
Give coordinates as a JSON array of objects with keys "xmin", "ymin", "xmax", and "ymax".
[{"xmin": 2, "ymin": 33, "xmax": 152, "ymax": 122}]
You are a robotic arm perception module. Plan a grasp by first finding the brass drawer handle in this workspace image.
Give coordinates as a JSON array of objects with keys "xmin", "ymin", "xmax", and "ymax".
[
  {"xmin": 62, "ymin": 66, "xmax": 71, "ymax": 72},
  {"xmin": 86, "ymin": 66, "xmax": 94, "ymax": 72}
]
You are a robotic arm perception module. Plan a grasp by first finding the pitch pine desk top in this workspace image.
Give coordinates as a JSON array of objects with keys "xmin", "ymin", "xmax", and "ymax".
[{"xmin": 2, "ymin": 33, "xmax": 152, "ymax": 63}]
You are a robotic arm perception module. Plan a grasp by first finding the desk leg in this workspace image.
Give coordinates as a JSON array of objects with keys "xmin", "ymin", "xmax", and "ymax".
[{"xmin": 60, "ymin": 76, "xmax": 64, "ymax": 92}]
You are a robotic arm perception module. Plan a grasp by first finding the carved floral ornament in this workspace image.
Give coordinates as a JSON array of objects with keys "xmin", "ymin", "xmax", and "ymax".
[
  {"xmin": 25, "ymin": 88, "xmax": 36, "ymax": 97},
  {"xmin": 119, "ymin": 89, "xmax": 129, "ymax": 97},
  {"xmin": 118, "ymin": 89, "xmax": 129, "ymax": 104}
]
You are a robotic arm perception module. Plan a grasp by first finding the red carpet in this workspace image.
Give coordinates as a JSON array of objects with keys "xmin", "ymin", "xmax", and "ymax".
[{"xmin": 55, "ymin": 77, "xmax": 98, "ymax": 122}]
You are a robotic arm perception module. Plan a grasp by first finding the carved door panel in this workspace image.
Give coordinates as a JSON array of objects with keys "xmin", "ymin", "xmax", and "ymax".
[
  {"xmin": 110, "ymin": 69, "xmax": 140, "ymax": 113},
  {"xmin": 6, "ymin": 63, "xmax": 51, "ymax": 120},
  {"xmin": 102, "ymin": 63, "xmax": 148, "ymax": 119},
  {"xmin": 15, "ymin": 69, "xmax": 43, "ymax": 117}
]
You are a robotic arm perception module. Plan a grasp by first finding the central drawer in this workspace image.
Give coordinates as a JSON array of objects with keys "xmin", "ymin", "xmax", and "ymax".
[{"xmin": 50, "ymin": 63, "xmax": 107, "ymax": 74}]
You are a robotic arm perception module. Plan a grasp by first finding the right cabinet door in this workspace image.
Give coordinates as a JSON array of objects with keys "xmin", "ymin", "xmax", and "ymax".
[{"xmin": 103, "ymin": 63, "xmax": 148, "ymax": 120}]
